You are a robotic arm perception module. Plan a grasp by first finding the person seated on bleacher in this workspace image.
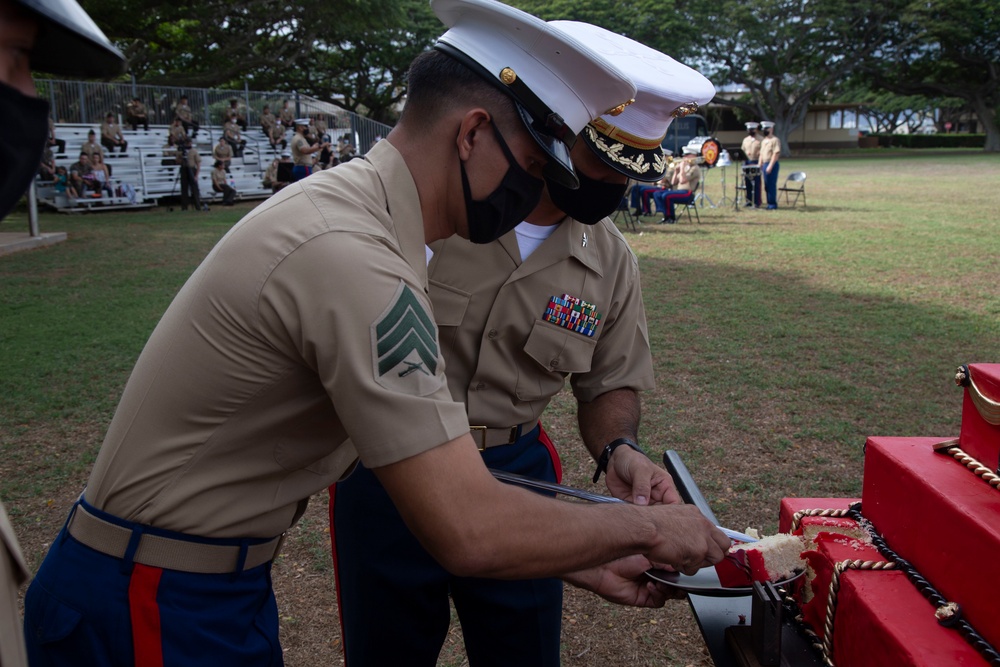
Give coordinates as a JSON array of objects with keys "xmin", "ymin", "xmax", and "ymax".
[
  {"xmin": 90, "ymin": 152, "xmax": 114, "ymax": 198},
  {"xmin": 211, "ymin": 160, "xmax": 235, "ymax": 206},
  {"xmin": 168, "ymin": 117, "xmax": 187, "ymax": 147},
  {"xmin": 80, "ymin": 130, "xmax": 105, "ymax": 161},
  {"xmin": 212, "ymin": 136, "xmax": 233, "ymax": 172},
  {"xmin": 225, "ymin": 99, "xmax": 247, "ymax": 131},
  {"xmin": 38, "ymin": 147, "xmax": 56, "ymax": 181},
  {"xmin": 223, "ymin": 119, "xmax": 246, "ymax": 158},
  {"xmin": 69, "ymin": 151, "xmax": 97, "ymax": 198},
  {"xmin": 47, "ymin": 116, "xmax": 66, "ymax": 156},
  {"xmin": 278, "ymin": 99, "xmax": 293, "ymax": 129},
  {"xmin": 100, "ymin": 113, "xmax": 128, "ymax": 154},
  {"xmin": 268, "ymin": 122, "xmax": 287, "ymax": 151},
  {"xmin": 260, "ymin": 104, "xmax": 276, "ymax": 135},
  {"xmin": 126, "ymin": 97, "xmax": 149, "ymax": 131},
  {"xmin": 54, "ymin": 165, "xmax": 78, "ymax": 200},
  {"xmin": 263, "ymin": 152, "xmax": 293, "ymax": 194},
  {"xmin": 336, "ymin": 133, "xmax": 356, "ymax": 163},
  {"xmin": 174, "ymin": 95, "xmax": 199, "ymax": 138}
]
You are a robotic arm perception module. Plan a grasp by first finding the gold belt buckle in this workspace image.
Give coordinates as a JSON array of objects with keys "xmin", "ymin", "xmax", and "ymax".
[{"xmin": 469, "ymin": 426, "xmax": 488, "ymax": 451}]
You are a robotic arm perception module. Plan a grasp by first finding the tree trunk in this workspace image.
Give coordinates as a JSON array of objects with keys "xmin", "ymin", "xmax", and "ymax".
[{"xmin": 970, "ymin": 97, "xmax": 1000, "ymax": 152}]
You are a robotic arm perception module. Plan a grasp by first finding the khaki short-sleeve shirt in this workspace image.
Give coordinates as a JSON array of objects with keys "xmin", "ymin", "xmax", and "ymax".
[
  {"xmin": 427, "ymin": 217, "xmax": 654, "ymax": 426},
  {"xmin": 84, "ymin": 141, "xmax": 469, "ymax": 538},
  {"xmin": 760, "ymin": 135, "xmax": 781, "ymax": 165},
  {"xmin": 290, "ymin": 133, "xmax": 311, "ymax": 166},
  {"xmin": 741, "ymin": 135, "xmax": 762, "ymax": 161}
]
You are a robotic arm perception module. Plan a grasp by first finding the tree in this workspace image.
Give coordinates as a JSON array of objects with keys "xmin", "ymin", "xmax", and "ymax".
[
  {"xmin": 863, "ymin": 0, "xmax": 1000, "ymax": 151},
  {"xmin": 510, "ymin": 0, "xmax": 699, "ymax": 63},
  {"xmin": 834, "ymin": 79, "xmax": 937, "ymax": 134},
  {"xmin": 80, "ymin": 0, "xmax": 422, "ymax": 120},
  {"xmin": 268, "ymin": 0, "xmax": 441, "ymax": 123},
  {"xmin": 680, "ymin": 0, "xmax": 902, "ymax": 155}
]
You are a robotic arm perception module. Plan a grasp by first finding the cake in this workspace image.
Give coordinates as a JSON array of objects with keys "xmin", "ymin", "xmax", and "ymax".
[
  {"xmin": 714, "ymin": 532, "xmax": 805, "ymax": 588},
  {"xmin": 769, "ymin": 363, "xmax": 1000, "ymax": 666}
]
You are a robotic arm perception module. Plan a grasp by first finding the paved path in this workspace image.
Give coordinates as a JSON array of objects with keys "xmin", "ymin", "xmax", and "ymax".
[{"xmin": 0, "ymin": 231, "xmax": 68, "ymax": 257}]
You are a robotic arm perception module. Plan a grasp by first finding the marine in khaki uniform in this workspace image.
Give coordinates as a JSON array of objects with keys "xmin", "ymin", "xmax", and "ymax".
[
  {"xmin": 23, "ymin": 2, "xmax": 728, "ymax": 665},
  {"xmin": 331, "ymin": 20, "xmax": 717, "ymax": 666},
  {"xmin": 289, "ymin": 117, "xmax": 325, "ymax": 181},
  {"xmin": 259, "ymin": 104, "xmax": 276, "ymax": 135},
  {"xmin": 758, "ymin": 120, "xmax": 781, "ymax": 209},
  {"xmin": 0, "ymin": 0, "xmax": 125, "ymax": 665},
  {"xmin": 740, "ymin": 121, "xmax": 762, "ymax": 207}
]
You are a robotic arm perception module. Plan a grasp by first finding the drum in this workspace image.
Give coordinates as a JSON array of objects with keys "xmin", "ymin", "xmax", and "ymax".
[
  {"xmin": 684, "ymin": 136, "xmax": 722, "ymax": 167},
  {"xmin": 741, "ymin": 164, "xmax": 761, "ymax": 179}
]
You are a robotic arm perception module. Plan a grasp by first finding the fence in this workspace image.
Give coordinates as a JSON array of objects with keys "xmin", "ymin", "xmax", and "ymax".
[{"xmin": 35, "ymin": 79, "xmax": 393, "ymax": 159}]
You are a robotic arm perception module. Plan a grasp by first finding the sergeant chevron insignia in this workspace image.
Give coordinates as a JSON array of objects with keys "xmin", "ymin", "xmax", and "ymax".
[{"xmin": 371, "ymin": 282, "xmax": 443, "ymax": 395}]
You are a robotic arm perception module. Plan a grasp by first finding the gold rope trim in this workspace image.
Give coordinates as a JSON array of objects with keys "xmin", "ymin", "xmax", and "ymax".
[
  {"xmin": 956, "ymin": 365, "xmax": 1000, "ymax": 425},
  {"xmin": 821, "ymin": 559, "xmax": 897, "ymax": 664},
  {"xmin": 590, "ymin": 117, "xmax": 664, "ymax": 150},
  {"xmin": 939, "ymin": 445, "xmax": 1000, "ymax": 491},
  {"xmin": 790, "ymin": 508, "xmax": 852, "ymax": 533}
]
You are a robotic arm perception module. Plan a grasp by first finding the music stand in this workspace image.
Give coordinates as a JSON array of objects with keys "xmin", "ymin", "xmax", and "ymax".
[
  {"xmin": 694, "ymin": 167, "xmax": 716, "ymax": 209},
  {"xmin": 715, "ymin": 151, "xmax": 736, "ymax": 208}
]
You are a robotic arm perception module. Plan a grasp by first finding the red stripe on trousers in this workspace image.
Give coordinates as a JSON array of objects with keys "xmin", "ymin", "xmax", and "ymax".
[
  {"xmin": 128, "ymin": 563, "xmax": 164, "ymax": 667},
  {"xmin": 536, "ymin": 422, "xmax": 563, "ymax": 483},
  {"xmin": 328, "ymin": 486, "xmax": 348, "ymax": 662}
]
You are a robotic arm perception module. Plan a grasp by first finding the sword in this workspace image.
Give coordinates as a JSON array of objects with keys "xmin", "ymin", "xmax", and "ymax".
[{"xmin": 489, "ymin": 468, "xmax": 758, "ymax": 544}]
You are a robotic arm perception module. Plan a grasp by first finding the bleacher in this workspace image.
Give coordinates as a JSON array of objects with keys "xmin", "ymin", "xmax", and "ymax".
[{"xmin": 38, "ymin": 123, "xmax": 281, "ymax": 212}]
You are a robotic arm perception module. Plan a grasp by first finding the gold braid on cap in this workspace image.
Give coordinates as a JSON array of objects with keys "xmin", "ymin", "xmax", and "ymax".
[
  {"xmin": 671, "ymin": 102, "xmax": 699, "ymax": 118},
  {"xmin": 583, "ymin": 118, "xmax": 667, "ymax": 174},
  {"xmin": 584, "ymin": 124, "xmax": 666, "ymax": 175}
]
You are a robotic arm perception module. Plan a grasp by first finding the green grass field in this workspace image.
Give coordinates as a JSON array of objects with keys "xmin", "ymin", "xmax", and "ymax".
[{"xmin": 1, "ymin": 151, "xmax": 998, "ymax": 666}]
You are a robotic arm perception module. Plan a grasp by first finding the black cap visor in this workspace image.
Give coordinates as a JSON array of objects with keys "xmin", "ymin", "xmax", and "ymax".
[{"xmin": 516, "ymin": 103, "xmax": 577, "ymax": 189}]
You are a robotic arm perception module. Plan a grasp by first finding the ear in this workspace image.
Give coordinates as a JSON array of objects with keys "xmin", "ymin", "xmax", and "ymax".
[{"xmin": 455, "ymin": 108, "xmax": 493, "ymax": 161}]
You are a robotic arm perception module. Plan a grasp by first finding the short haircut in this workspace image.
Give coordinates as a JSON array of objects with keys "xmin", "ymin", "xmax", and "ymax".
[{"xmin": 400, "ymin": 49, "xmax": 519, "ymax": 134}]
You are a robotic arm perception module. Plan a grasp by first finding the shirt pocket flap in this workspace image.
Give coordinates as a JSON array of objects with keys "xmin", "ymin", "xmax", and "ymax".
[
  {"xmin": 522, "ymin": 320, "xmax": 596, "ymax": 374},
  {"xmin": 428, "ymin": 280, "xmax": 471, "ymax": 327}
]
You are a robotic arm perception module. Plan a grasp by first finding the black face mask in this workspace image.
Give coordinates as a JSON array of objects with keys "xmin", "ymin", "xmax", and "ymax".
[
  {"xmin": 461, "ymin": 123, "xmax": 544, "ymax": 244},
  {"xmin": 546, "ymin": 170, "xmax": 628, "ymax": 225},
  {"xmin": 0, "ymin": 83, "xmax": 50, "ymax": 220}
]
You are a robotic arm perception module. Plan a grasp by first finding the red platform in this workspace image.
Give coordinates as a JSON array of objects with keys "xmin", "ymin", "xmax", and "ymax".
[
  {"xmin": 959, "ymin": 363, "xmax": 1000, "ymax": 472},
  {"xmin": 862, "ymin": 436, "xmax": 1000, "ymax": 651}
]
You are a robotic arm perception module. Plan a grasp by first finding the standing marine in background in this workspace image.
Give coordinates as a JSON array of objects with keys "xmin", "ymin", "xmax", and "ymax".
[
  {"xmin": 759, "ymin": 120, "xmax": 781, "ymax": 209},
  {"xmin": 741, "ymin": 121, "xmax": 762, "ymax": 207}
]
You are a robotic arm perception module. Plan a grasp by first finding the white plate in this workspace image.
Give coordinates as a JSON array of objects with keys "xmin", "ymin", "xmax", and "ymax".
[{"xmin": 645, "ymin": 567, "xmax": 805, "ymax": 598}]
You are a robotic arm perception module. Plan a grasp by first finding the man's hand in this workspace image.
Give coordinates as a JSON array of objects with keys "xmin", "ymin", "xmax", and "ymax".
[
  {"xmin": 563, "ymin": 555, "xmax": 682, "ymax": 608},
  {"xmin": 605, "ymin": 446, "xmax": 682, "ymax": 506}
]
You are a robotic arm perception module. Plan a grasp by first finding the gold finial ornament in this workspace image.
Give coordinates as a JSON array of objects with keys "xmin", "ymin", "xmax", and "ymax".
[
  {"xmin": 605, "ymin": 98, "xmax": 635, "ymax": 117},
  {"xmin": 671, "ymin": 102, "xmax": 699, "ymax": 118},
  {"xmin": 499, "ymin": 67, "xmax": 517, "ymax": 85}
]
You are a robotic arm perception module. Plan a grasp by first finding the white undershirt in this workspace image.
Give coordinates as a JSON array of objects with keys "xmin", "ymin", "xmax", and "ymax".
[
  {"xmin": 514, "ymin": 221, "xmax": 558, "ymax": 259},
  {"xmin": 425, "ymin": 221, "xmax": 558, "ymax": 265}
]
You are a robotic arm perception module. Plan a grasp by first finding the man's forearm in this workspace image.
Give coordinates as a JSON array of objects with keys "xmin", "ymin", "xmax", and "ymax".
[{"xmin": 577, "ymin": 388, "xmax": 641, "ymax": 460}]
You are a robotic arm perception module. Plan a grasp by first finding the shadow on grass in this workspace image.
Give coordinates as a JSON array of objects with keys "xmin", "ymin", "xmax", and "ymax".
[{"xmin": 633, "ymin": 255, "xmax": 995, "ymax": 532}]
